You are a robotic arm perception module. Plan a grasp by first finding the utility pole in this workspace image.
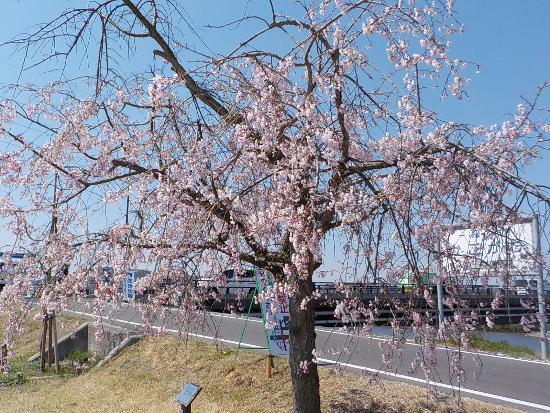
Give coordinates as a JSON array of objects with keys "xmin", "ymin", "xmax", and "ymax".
[
  {"xmin": 125, "ymin": 181, "xmax": 130, "ymax": 226},
  {"xmin": 436, "ymin": 239, "xmax": 444, "ymax": 328},
  {"xmin": 504, "ymin": 227, "xmax": 512, "ymax": 325},
  {"xmin": 39, "ymin": 173, "xmax": 60, "ymax": 372},
  {"xmin": 532, "ymin": 214, "xmax": 548, "ymax": 360}
]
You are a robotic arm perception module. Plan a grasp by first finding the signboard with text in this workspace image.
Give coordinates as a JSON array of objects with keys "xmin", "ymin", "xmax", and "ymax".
[
  {"xmin": 447, "ymin": 221, "xmax": 535, "ymax": 280},
  {"xmin": 176, "ymin": 382, "xmax": 201, "ymax": 407},
  {"xmin": 257, "ymin": 270, "xmax": 290, "ymax": 356},
  {"xmin": 125, "ymin": 272, "xmax": 135, "ymax": 301}
]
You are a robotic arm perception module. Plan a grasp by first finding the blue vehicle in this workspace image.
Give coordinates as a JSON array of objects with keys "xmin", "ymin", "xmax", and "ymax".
[{"xmin": 0, "ymin": 252, "xmax": 26, "ymax": 292}]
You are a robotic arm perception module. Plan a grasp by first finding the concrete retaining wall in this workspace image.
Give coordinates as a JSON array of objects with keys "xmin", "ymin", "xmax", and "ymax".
[
  {"xmin": 29, "ymin": 322, "xmax": 89, "ymax": 362},
  {"xmin": 96, "ymin": 335, "xmax": 142, "ymax": 367},
  {"xmin": 89, "ymin": 322, "xmax": 141, "ymax": 357},
  {"xmin": 28, "ymin": 320, "xmax": 142, "ymax": 364}
]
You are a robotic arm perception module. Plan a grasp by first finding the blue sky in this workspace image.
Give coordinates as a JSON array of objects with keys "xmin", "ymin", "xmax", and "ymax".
[
  {"xmin": 0, "ymin": 1, "xmax": 548, "ymax": 267},
  {"xmin": 441, "ymin": 1, "xmax": 550, "ymax": 185},
  {"xmin": 1, "ymin": 1, "xmax": 547, "ymax": 178}
]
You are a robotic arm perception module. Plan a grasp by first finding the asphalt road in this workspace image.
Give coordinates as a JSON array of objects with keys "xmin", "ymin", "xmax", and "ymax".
[{"xmin": 66, "ymin": 302, "xmax": 550, "ymax": 413}]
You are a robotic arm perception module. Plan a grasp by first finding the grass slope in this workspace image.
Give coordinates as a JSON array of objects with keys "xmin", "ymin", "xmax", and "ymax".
[
  {"xmin": 0, "ymin": 312, "xmax": 85, "ymax": 360},
  {"xmin": 0, "ymin": 312, "xmax": 87, "ymax": 386},
  {"xmin": 469, "ymin": 334, "xmax": 538, "ymax": 359},
  {"xmin": 1, "ymin": 336, "xmax": 519, "ymax": 413}
]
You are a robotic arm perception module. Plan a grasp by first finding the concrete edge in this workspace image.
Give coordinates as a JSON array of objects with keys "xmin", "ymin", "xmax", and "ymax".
[
  {"xmin": 95, "ymin": 335, "xmax": 143, "ymax": 368},
  {"xmin": 28, "ymin": 322, "xmax": 89, "ymax": 363}
]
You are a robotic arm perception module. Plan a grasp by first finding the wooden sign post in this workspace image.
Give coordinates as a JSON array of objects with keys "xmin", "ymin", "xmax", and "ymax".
[{"xmin": 265, "ymin": 353, "xmax": 272, "ymax": 379}]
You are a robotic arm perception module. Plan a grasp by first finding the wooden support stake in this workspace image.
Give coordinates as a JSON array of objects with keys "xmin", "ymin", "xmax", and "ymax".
[
  {"xmin": 47, "ymin": 315, "xmax": 53, "ymax": 368},
  {"xmin": 39, "ymin": 311, "xmax": 48, "ymax": 372},
  {"xmin": 52, "ymin": 314, "xmax": 60, "ymax": 372},
  {"xmin": 1, "ymin": 343, "xmax": 8, "ymax": 373},
  {"xmin": 265, "ymin": 353, "xmax": 272, "ymax": 379}
]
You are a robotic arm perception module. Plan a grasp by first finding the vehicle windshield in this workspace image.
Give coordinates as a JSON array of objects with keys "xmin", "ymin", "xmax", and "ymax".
[{"xmin": 223, "ymin": 269, "xmax": 255, "ymax": 279}]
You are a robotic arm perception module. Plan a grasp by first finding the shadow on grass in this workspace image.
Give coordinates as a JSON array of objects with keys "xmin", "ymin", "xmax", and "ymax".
[{"xmin": 1, "ymin": 350, "xmax": 98, "ymax": 387}]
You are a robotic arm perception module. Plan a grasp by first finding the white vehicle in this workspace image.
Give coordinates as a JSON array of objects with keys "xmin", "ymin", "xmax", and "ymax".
[
  {"xmin": 515, "ymin": 282, "xmax": 528, "ymax": 296},
  {"xmin": 90, "ymin": 267, "xmax": 150, "ymax": 301},
  {"xmin": 199, "ymin": 268, "xmax": 257, "ymax": 296},
  {"xmin": 0, "ymin": 264, "xmax": 7, "ymax": 292},
  {"xmin": 26, "ymin": 276, "xmax": 45, "ymax": 299},
  {"xmin": 514, "ymin": 279, "xmax": 539, "ymax": 296}
]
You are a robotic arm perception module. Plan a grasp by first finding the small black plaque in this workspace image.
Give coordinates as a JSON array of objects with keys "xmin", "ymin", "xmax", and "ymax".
[{"xmin": 176, "ymin": 383, "xmax": 202, "ymax": 407}]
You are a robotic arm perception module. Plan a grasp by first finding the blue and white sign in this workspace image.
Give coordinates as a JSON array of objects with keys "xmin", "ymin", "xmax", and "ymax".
[
  {"xmin": 126, "ymin": 272, "xmax": 135, "ymax": 301},
  {"xmin": 257, "ymin": 271, "xmax": 290, "ymax": 356}
]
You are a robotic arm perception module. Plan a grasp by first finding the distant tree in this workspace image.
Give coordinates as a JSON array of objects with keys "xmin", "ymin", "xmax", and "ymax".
[{"xmin": 0, "ymin": 1, "xmax": 548, "ymax": 412}]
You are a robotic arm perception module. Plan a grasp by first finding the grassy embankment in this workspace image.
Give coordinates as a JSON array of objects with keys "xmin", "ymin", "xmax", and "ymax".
[
  {"xmin": 436, "ymin": 332, "xmax": 539, "ymax": 360},
  {"xmin": 0, "ymin": 332, "xmax": 521, "ymax": 413},
  {"xmin": 467, "ymin": 334, "xmax": 538, "ymax": 359},
  {"xmin": 490, "ymin": 323, "xmax": 550, "ymax": 334},
  {"xmin": 465, "ymin": 322, "xmax": 550, "ymax": 359},
  {"xmin": 0, "ymin": 312, "xmax": 91, "ymax": 386}
]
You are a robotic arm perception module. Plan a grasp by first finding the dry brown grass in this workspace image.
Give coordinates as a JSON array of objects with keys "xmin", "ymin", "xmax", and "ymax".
[
  {"xmin": 0, "ymin": 311, "xmax": 86, "ymax": 360},
  {"xmin": 0, "ymin": 336, "xmax": 519, "ymax": 413}
]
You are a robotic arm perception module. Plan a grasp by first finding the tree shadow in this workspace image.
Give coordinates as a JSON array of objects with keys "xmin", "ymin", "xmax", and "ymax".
[{"xmin": 326, "ymin": 387, "xmax": 452, "ymax": 413}]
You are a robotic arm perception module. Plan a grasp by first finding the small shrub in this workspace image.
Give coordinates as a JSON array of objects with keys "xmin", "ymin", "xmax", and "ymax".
[
  {"xmin": 0, "ymin": 372, "xmax": 27, "ymax": 387},
  {"xmin": 65, "ymin": 350, "xmax": 92, "ymax": 364}
]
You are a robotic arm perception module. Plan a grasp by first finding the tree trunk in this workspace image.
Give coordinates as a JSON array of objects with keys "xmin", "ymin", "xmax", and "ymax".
[{"xmin": 288, "ymin": 277, "xmax": 320, "ymax": 413}]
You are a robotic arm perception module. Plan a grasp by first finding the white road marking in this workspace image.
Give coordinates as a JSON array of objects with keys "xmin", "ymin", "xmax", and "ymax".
[
  {"xmin": 316, "ymin": 357, "xmax": 550, "ymax": 411},
  {"xmin": 67, "ymin": 309, "xmax": 263, "ymax": 349},
  {"xmin": 195, "ymin": 308, "xmax": 264, "ymax": 324},
  {"xmin": 72, "ymin": 303, "xmax": 550, "ymax": 366},
  {"xmin": 69, "ymin": 302, "xmax": 549, "ymax": 366},
  {"xmin": 315, "ymin": 327, "xmax": 550, "ymax": 366},
  {"xmin": 208, "ymin": 312, "xmax": 547, "ymax": 366},
  {"xmin": 202, "ymin": 309, "xmax": 549, "ymax": 366},
  {"xmin": 68, "ymin": 308, "xmax": 550, "ymax": 411}
]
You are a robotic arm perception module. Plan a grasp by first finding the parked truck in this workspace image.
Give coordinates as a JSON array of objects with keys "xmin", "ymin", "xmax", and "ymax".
[{"xmin": 198, "ymin": 268, "xmax": 257, "ymax": 296}]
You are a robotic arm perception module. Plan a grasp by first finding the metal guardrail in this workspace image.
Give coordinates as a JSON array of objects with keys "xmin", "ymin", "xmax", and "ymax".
[{"xmin": 311, "ymin": 282, "xmax": 542, "ymax": 298}]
